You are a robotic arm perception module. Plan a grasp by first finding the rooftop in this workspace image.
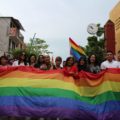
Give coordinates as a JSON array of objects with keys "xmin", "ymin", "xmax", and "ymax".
[{"xmin": 0, "ymin": 16, "xmax": 25, "ymax": 31}]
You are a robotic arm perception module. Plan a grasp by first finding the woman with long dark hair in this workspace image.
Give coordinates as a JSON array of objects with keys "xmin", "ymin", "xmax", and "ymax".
[
  {"xmin": 77, "ymin": 56, "xmax": 87, "ymax": 72},
  {"xmin": 63, "ymin": 56, "xmax": 79, "ymax": 78},
  {"xmin": 34, "ymin": 55, "xmax": 44, "ymax": 68},
  {"xmin": 87, "ymin": 54, "xmax": 100, "ymax": 73},
  {"xmin": 12, "ymin": 52, "xmax": 28, "ymax": 66},
  {"xmin": 28, "ymin": 54, "xmax": 37, "ymax": 67}
]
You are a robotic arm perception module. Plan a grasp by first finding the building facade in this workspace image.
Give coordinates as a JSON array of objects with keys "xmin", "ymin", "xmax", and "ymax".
[
  {"xmin": 104, "ymin": 20, "xmax": 115, "ymax": 54},
  {"xmin": 0, "ymin": 17, "xmax": 25, "ymax": 56},
  {"xmin": 110, "ymin": 1, "xmax": 120, "ymax": 54}
]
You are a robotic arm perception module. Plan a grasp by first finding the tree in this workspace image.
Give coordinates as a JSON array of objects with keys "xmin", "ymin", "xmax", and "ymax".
[
  {"xmin": 85, "ymin": 24, "xmax": 105, "ymax": 63},
  {"xmin": 10, "ymin": 48, "xmax": 30, "ymax": 59},
  {"xmin": 26, "ymin": 38, "xmax": 52, "ymax": 56},
  {"xmin": 10, "ymin": 38, "xmax": 52, "ymax": 59}
]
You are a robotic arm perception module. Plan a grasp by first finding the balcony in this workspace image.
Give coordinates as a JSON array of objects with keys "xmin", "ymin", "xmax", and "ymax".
[{"xmin": 9, "ymin": 28, "xmax": 24, "ymax": 44}]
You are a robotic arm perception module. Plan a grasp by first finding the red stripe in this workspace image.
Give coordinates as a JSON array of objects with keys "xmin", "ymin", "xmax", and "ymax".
[
  {"xmin": 69, "ymin": 37, "xmax": 79, "ymax": 48},
  {"xmin": 0, "ymin": 66, "xmax": 63, "ymax": 76}
]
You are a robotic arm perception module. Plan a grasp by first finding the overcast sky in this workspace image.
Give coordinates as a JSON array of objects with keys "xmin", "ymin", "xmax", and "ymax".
[{"xmin": 0, "ymin": 0, "xmax": 119, "ymax": 60}]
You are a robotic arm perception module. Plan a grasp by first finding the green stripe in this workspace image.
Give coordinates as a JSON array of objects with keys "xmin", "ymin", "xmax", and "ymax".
[{"xmin": 0, "ymin": 87, "xmax": 120, "ymax": 105}]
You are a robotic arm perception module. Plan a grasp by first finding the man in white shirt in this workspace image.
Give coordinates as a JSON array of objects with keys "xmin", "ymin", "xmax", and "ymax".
[
  {"xmin": 117, "ymin": 50, "xmax": 120, "ymax": 68},
  {"xmin": 101, "ymin": 51, "xmax": 119, "ymax": 70}
]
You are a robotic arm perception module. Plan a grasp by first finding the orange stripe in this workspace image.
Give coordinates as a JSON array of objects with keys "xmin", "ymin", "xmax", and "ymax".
[
  {"xmin": 1, "ymin": 70, "xmax": 120, "ymax": 87},
  {"xmin": 0, "ymin": 70, "xmax": 63, "ymax": 80},
  {"xmin": 69, "ymin": 38, "xmax": 86, "ymax": 55}
]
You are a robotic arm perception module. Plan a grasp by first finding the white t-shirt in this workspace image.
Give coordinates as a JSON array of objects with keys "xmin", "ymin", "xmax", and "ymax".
[
  {"xmin": 12, "ymin": 60, "xmax": 26, "ymax": 66},
  {"xmin": 117, "ymin": 61, "xmax": 120, "ymax": 68},
  {"xmin": 100, "ymin": 60, "xmax": 119, "ymax": 70}
]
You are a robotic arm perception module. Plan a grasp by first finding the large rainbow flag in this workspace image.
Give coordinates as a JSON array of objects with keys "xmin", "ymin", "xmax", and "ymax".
[
  {"xmin": 69, "ymin": 37, "xmax": 86, "ymax": 61},
  {"xmin": 0, "ymin": 66, "xmax": 120, "ymax": 120}
]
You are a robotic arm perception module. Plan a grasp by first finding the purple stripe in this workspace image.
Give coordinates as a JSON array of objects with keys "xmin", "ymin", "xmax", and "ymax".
[
  {"xmin": 0, "ymin": 106, "xmax": 120, "ymax": 120},
  {"xmin": 0, "ymin": 106, "xmax": 96, "ymax": 120},
  {"xmin": 98, "ymin": 111, "xmax": 120, "ymax": 120}
]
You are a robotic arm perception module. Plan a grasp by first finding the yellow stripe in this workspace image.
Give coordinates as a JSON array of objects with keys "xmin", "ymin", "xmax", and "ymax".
[
  {"xmin": 70, "ymin": 43, "xmax": 86, "ymax": 55},
  {"xmin": 0, "ymin": 78, "xmax": 120, "ymax": 97}
]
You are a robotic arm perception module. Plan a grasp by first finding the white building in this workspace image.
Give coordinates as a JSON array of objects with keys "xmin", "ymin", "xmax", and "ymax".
[{"xmin": 0, "ymin": 17, "xmax": 25, "ymax": 56}]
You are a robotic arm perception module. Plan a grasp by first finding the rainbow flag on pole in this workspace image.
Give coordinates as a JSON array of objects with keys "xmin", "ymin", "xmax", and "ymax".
[
  {"xmin": 69, "ymin": 37, "xmax": 86, "ymax": 61},
  {"xmin": 0, "ymin": 66, "xmax": 120, "ymax": 120}
]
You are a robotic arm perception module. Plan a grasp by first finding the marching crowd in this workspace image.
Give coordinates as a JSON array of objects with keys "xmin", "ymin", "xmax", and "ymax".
[{"xmin": 0, "ymin": 50, "xmax": 120, "ymax": 75}]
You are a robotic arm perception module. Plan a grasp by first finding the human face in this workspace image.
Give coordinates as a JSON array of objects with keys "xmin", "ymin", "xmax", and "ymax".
[
  {"xmin": 39, "ymin": 55, "xmax": 44, "ymax": 63},
  {"xmin": 63, "ymin": 61, "xmax": 66, "ymax": 67},
  {"xmin": 117, "ymin": 53, "xmax": 120, "ymax": 61},
  {"xmin": 67, "ymin": 58, "xmax": 74, "ymax": 66},
  {"xmin": 30, "ymin": 56, "xmax": 36, "ymax": 63},
  {"xmin": 20, "ymin": 54, "xmax": 25, "ymax": 60},
  {"xmin": 106, "ymin": 52, "xmax": 113, "ymax": 62},
  {"xmin": 55, "ymin": 60, "xmax": 62, "ymax": 66},
  {"xmin": 90, "ymin": 55, "xmax": 96, "ymax": 63},
  {"xmin": 45, "ymin": 55, "xmax": 50, "ymax": 64},
  {"xmin": 0, "ymin": 58, "xmax": 8, "ymax": 66},
  {"xmin": 79, "ymin": 59, "xmax": 85, "ymax": 65}
]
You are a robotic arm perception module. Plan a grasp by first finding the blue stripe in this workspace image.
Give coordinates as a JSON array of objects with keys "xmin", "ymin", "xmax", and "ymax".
[
  {"xmin": 70, "ymin": 47, "xmax": 81, "ymax": 61},
  {"xmin": 0, "ymin": 96, "xmax": 120, "ymax": 115}
]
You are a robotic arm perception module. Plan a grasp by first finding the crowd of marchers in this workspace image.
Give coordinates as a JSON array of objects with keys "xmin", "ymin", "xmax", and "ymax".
[{"xmin": 0, "ymin": 50, "xmax": 120, "ymax": 77}]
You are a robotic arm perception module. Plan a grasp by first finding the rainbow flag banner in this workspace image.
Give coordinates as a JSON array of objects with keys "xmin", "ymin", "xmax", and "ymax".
[
  {"xmin": 69, "ymin": 37, "xmax": 86, "ymax": 61},
  {"xmin": 0, "ymin": 66, "xmax": 120, "ymax": 120}
]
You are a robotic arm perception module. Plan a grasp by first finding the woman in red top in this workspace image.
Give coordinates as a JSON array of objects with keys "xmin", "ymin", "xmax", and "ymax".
[{"xmin": 63, "ymin": 56, "xmax": 79, "ymax": 78}]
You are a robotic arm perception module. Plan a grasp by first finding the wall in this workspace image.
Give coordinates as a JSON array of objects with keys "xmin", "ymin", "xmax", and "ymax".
[
  {"xmin": 110, "ymin": 1, "xmax": 120, "ymax": 54},
  {"xmin": 0, "ymin": 18, "xmax": 10, "ymax": 56}
]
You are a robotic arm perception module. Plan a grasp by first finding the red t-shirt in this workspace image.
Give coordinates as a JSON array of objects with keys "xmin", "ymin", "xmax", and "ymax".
[{"xmin": 63, "ymin": 65, "xmax": 78, "ymax": 77}]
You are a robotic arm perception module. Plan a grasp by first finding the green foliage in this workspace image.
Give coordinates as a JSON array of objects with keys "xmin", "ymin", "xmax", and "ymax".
[
  {"xmin": 96, "ymin": 24, "xmax": 104, "ymax": 37},
  {"xmin": 85, "ymin": 24, "xmax": 105, "ymax": 63},
  {"xmin": 10, "ymin": 48, "xmax": 29, "ymax": 59},
  {"xmin": 26, "ymin": 38, "xmax": 52, "ymax": 56}
]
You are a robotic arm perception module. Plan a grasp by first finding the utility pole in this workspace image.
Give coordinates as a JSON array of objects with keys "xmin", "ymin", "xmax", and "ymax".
[{"xmin": 31, "ymin": 33, "xmax": 36, "ymax": 46}]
